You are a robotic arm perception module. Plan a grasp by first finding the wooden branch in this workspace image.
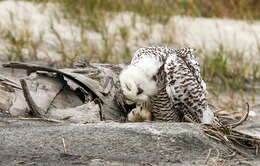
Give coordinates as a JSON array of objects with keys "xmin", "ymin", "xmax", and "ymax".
[
  {"xmin": 20, "ymin": 79, "xmax": 47, "ymax": 118},
  {"xmin": 3, "ymin": 62, "xmax": 104, "ymax": 103},
  {"xmin": 0, "ymin": 75, "xmax": 22, "ymax": 90}
]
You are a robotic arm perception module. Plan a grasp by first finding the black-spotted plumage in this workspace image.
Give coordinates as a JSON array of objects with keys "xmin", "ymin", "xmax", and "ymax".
[{"xmin": 130, "ymin": 46, "xmax": 208, "ymax": 123}]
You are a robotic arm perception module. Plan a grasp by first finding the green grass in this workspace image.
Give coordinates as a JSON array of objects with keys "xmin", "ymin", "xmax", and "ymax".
[
  {"xmin": 58, "ymin": 0, "xmax": 260, "ymax": 20},
  {"xmin": 26, "ymin": 0, "xmax": 260, "ymax": 30},
  {"xmin": 4, "ymin": 0, "xmax": 260, "ymax": 91},
  {"xmin": 200, "ymin": 49, "xmax": 260, "ymax": 91}
]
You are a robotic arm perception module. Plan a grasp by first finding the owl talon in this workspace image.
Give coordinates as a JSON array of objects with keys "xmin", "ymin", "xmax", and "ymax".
[{"xmin": 127, "ymin": 106, "xmax": 152, "ymax": 122}]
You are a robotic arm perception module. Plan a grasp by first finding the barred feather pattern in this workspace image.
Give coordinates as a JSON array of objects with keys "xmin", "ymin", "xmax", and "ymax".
[{"xmin": 131, "ymin": 46, "xmax": 208, "ymax": 123}]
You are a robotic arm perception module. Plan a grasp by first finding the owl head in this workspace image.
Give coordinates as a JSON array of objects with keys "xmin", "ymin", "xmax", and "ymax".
[{"xmin": 119, "ymin": 58, "xmax": 161, "ymax": 104}]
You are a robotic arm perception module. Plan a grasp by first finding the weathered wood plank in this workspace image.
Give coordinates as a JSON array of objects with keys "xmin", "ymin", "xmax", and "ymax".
[{"xmin": 0, "ymin": 62, "xmax": 128, "ymax": 123}]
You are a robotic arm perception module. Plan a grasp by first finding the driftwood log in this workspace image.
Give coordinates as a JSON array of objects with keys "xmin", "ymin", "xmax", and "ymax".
[
  {"xmin": 0, "ymin": 62, "xmax": 260, "ymax": 161},
  {"xmin": 0, "ymin": 62, "xmax": 130, "ymax": 123}
]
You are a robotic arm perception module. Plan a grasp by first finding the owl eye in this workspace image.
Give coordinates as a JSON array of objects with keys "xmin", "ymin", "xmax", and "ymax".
[{"xmin": 137, "ymin": 87, "xmax": 143, "ymax": 95}]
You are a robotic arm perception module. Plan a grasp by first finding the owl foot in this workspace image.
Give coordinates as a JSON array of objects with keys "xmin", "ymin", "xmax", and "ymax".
[{"xmin": 127, "ymin": 106, "xmax": 152, "ymax": 122}]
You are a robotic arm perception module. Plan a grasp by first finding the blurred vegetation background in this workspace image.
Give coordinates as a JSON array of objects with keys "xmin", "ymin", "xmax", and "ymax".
[
  {"xmin": 1, "ymin": 0, "xmax": 260, "ymax": 91},
  {"xmin": 33, "ymin": 0, "xmax": 260, "ymax": 21}
]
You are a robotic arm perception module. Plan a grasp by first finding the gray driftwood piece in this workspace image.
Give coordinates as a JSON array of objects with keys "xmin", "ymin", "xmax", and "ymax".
[
  {"xmin": 1, "ymin": 122, "xmax": 259, "ymax": 166},
  {"xmin": 0, "ymin": 62, "xmax": 128, "ymax": 123},
  {"xmin": 1, "ymin": 62, "xmax": 260, "ymax": 165}
]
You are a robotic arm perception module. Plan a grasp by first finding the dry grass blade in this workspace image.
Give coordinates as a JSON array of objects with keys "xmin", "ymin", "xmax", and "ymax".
[
  {"xmin": 204, "ymin": 132, "xmax": 222, "ymax": 142},
  {"xmin": 204, "ymin": 149, "xmax": 212, "ymax": 164},
  {"xmin": 256, "ymin": 144, "xmax": 259, "ymax": 155},
  {"xmin": 202, "ymin": 124, "xmax": 249, "ymax": 157},
  {"xmin": 226, "ymin": 103, "xmax": 249, "ymax": 129},
  {"xmin": 202, "ymin": 103, "xmax": 260, "ymax": 157},
  {"xmin": 62, "ymin": 137, "xmax": 67, "ymax": 153},
  {"xmin": 11, "ymin": 117, "xmax": 62, "ymax": 123}
]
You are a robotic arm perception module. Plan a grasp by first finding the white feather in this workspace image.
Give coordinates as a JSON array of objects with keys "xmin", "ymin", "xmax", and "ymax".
[
  {"xmin": 133, "ymin": 57, "xmax": 162, "ymax": 77},
  {"xmin": 119, "ymin": 57, "xmax": 162, "ymax": 102},
  {"xmin": 202, "ymin": 107, "xmax": 214, "ymax": 124}
]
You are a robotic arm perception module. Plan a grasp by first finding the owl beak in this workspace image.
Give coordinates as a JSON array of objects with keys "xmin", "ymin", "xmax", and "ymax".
[{"xmin": 137, "ymin": 87, "xmax": 143, "ymax": 95}]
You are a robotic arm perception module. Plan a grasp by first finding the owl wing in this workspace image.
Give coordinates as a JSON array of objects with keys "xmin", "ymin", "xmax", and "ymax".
[
  {"xmin": 130, "ymin": 47, "xmax": 167, "ymax": 65},
  {"xmin": 164, "ymin": 48, "xmax": 207, "ymax": 123}
]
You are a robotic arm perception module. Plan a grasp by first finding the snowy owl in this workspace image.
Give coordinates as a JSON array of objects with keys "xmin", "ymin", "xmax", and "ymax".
[{"xmin": 119, "ymin": 46, "xmax": 214, "ymax": 124}]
